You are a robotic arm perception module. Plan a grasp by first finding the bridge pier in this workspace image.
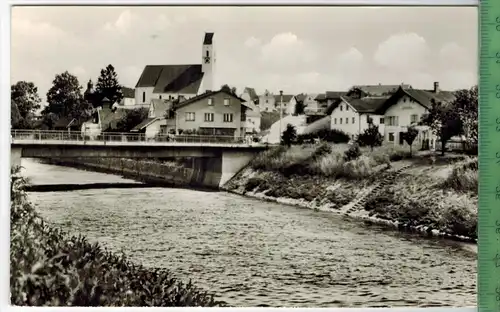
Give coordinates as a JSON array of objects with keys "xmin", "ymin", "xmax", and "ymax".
[
  {"xmin": 11, "ymin": 147, "xmax": 22, "ymax": 168},
  {"xmin": 219, "ymin": 150, "xmax": 257, "ymax": 187}
]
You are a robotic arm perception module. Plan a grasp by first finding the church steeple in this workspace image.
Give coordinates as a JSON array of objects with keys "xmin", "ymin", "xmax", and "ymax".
[{"xmin": 201, "ymin": 32, "xmax": 214, "ymax": 92}]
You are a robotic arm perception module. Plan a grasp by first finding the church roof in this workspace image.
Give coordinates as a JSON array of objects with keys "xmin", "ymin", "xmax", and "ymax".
[{"xmin": 135, "ymin": 64, "xmax": 204, "ymax": 95}]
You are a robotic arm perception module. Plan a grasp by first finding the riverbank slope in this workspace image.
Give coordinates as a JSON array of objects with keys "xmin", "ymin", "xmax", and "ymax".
[
  {"xmin": 222, "ymin": 143, "xmax": 478, "ymax": 244},
  {"xmin": 10, "ymin": 166, "xmax": 223, "ymax": 306}
]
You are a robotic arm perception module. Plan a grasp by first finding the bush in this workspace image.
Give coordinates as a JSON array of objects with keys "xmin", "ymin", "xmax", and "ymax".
[
  {"xmin": 344, "ymin": 144, "xmax": 361, "ymax": 161},
  {"xmin": 442, "ymin": 157, "xmax": 478, "ymax": 193},
  {"xmin": 10, "ymin": 167, "xmax": 222, "ymax": 307},
  {"xmin": 296, "ymin": 129, "xmax": 350, "ymax": 145},
  {"xmin": 244, "ymin": 177, "xmax": 268, "ymax": 192}
]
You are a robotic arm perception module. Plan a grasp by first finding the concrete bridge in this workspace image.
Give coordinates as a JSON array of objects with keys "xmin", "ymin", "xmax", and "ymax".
[{"xmin": 11, "ymin": 130, "xmax": 269, "ymax": 187}]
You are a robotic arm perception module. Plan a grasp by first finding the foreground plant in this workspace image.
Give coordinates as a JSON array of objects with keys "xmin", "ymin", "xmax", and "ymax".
[{"xmin": 10, "ymin": 166, "xmax": 223, "ymax": 307}]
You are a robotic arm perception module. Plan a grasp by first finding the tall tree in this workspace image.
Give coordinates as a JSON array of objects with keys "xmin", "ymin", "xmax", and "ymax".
[
  {"xmin": 356, "ymin": 124, "xmax": 383, "ymax": 151},
  {"xmin": 95, "ymin": 64, "xmax": 123, "ymax": 106},
  {"xmin": 45, "ymin": 71, "xmax": 84, "ymax": 117},
  {"xmin": 11, "ymin": 81, "xmax": 42, "ymax": 129},
  {"xmin": 221, "ymin": 84, "xmax": 237, "ymax": 95},
  {"xmin": 281, "ymin": 124, "xmax": 297, "ymax": 147},
  {"xmin": 453, "ymin": 85, "xmax": 478, "ymax": 150},
  {"xmin": 420, "ymin": 99, "xmax": 463, "ymax": 155},
  {"xmin": 115, "ymin": 108, "xmax": 149, "ymax": 132}
]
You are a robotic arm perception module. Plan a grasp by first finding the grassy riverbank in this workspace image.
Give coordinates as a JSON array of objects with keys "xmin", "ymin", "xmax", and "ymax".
[
  {"xmin": 10, "ymin": 166, "xmax": 223, "ymax": 307},
  {"xmin": 223, "ymin": 143, "xmax": 477, "ymax": 242}
]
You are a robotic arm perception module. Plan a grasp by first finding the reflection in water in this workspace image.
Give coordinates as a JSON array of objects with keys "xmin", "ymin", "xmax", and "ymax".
[{"xmin": 22, "ymin": 158, "xmax": 476, "ymax": 307}]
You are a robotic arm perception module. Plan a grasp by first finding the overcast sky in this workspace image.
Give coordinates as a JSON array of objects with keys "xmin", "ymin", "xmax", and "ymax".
[{"xmin": 11, "ymin": 6, "xmax": 477, "ymax": 102}]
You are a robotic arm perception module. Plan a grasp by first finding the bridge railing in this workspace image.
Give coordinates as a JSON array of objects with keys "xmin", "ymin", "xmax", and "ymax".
[{"xmin": 11, "ymin": 130, "xmax": 247, "ymax": 144}]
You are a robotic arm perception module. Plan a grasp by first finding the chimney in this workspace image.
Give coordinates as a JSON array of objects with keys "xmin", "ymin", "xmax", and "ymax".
[{"xmin": 434, "ymin": 81, "xmax": 440, "ymax": 93}]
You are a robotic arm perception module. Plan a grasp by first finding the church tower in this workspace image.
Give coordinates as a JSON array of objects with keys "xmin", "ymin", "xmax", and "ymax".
[{"xmin": 201, "ymin": 32, "xmax": 215, "ymax": 92}]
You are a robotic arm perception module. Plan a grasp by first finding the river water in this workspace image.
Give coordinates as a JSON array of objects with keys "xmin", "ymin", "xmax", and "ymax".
[{"xmin": 21, "ymin": 158, "xmax": 477, "ymax": 308}]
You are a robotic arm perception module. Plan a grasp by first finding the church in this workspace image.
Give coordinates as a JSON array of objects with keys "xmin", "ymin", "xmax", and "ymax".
[{"xmin": 134, "ymin": 32, "xmax": 215, "ymax": 105}]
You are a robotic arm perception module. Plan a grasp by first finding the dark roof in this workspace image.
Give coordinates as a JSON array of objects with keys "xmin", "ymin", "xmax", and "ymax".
[
  {"xmin": 135, "ymin": 64, "xmax": 204, "ymax": 95},
  {"xmin": 325, "ymin": 91, "xmax": 347, "ymax": 99},
  {"xmin": 341, "ymin": 96, "xmax": 390, "ymax": 113},
  {"xmin": 203, "ymin": 32, "xmax": 214, "ymax": 45},
  {"xmin": 378, "ymin": 86, "xmax": 456, "ymax": 113},
  {"xmin": 352, "ymin": 84, "xmax": 411, "ymax": 97},
  {"xmin": 53, "ymin": 117, "xmax": 78, "ymax": 128},
  {"xmin": 176, "ymin": 89, "xmax": 249, "ymax": 110},
  {"xmin": 315, "ymin": 93, "xmax": 326, "ymax": 101},
  {"xmin": 131, "ymin": 117, "xmax": 158, "ymax": 132},
  {"xmin": 122, "ymin": 87, "xmax": 134, "ymax": 98},
  {"xmin": 274, "ymin": 94, "xmax": 294, "ymax": 103},
  {"xmin": 244, "ymin": 87, "xmax": 259, "ymax": 100}
]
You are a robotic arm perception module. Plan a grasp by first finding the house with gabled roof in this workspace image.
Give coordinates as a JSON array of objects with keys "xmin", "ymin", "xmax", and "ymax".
[
  {"xmin": 258, "ymin": 90, "xmax": 275, "ymax": 112},
  {"xmin": 379, "ymin": 82, "xmax": 455, "ymax": 149},
  {"xmin": 165, "ymin": 88, "xmax": 251, "ymax": 138},
  {"xmin": 119, "ymin": 87, "xmax": 136, "ymax": 108},
  {"xmin": 308, "ymin": 91, "xmax": 347, "ymax": 116},
  {"xmin": 240, "ymin": 87, "xmax": 259, "ymax": 105},
  {"xmin": 134, "ymin": 32, "xmax": 216, "ymax": 105},
  {"xmin": 80, "ymin": 105, "xmax": 129, "ymax": 138},
  {"xmin": 330, "ymin": 95, "xmax": 388, "ymax": 139},
  {"xmin": 347, "ymin": 84, "xmax": 411, "ymax": 98},
  {"xmin": 274, "ymin": 94, "xmax": 294, "ymax": 113},
  {"xmin": 130, "ymin": 99, "xmax": 175, "ymax": 138}
]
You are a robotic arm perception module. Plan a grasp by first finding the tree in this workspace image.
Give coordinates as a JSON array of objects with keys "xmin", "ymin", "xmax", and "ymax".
[
  {"xmin": 294, "ymin": 100, "xmax": 305, "ymax": 116},
  {"xmin": 356, "ymin": 124, "xmax": 383, "ymax": 151},
  {"xmin": 220, "ymin": 84, "xmax": 237, "ymax": 95},
  {"xmin": 115, "ymin": 107, "xmax": 149, "ymax": 132},
  {"xmin": 281, "ymin": 123, "xmax": 297, "ymax": 147},
  {"xmin": 95, "ymin": 64, "xmax": 123, "ymax": 107},
  {"xmin": 420, "ymin": 99, "xmax": 463, "ymax": 155},
  {"xmin": 45, "ymin": 71, "xmax": 84, "ymax": 118},
  {"xmin": 452, "ymin": 85, "xmax": 478, "ymax": 151},
  {"xmin": 11, "ymin": 81, "xmax": 42, "ymax": 129},
  {"xmin": 11, "ymin": 100, "xmax": 21, "ymax": 128},
  {"xmin": 401, "ymin": 126, "xmax": 419, "ymax": 156}
]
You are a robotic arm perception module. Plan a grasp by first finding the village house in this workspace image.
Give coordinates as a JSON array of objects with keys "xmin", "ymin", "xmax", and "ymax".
[
  {"xmin": 244, "ymin": 101, "xmax": 262, "ymax": 134},
  {"xmin": 378, "ymin": 82, "xmax": 455, "ymax": 149},
  {"xmin": 258, "ymin": 90, "xmax": 275, "ymax": 112},
  {"xmin": 307, "ymin": 91, "xmax": 346, "ymax": 117},
  {"xmin": 119, "ymin": 87, "xmax": 139, "ymax": 109},
  {"xmin": 240, "ymin": 87, "xmax": 259, "ymax": 105},
  {"xmin": 347, "ymin": 84, "xmax": 411, "ymax": 98},
  {"xmin": 80, "ymin": 101, "xmax": 129, "ymax": 138},
  {"xmin": 164, "ymin": 88, "xmax": 250, "ymax": 138},
  {"xmin": 130, "ymin": 98, "xmax": 173, "ymax": 139},
  {"xmin": 330, "ymin": 96, "xmax": 387, "ymax": 139},
  {"xmin": 134, "ymin": 32, "xmax": 216, "ymax": 105},
  {"xmin": 274, "ymin": 94, "xmax": 294, "ymax": 113}
]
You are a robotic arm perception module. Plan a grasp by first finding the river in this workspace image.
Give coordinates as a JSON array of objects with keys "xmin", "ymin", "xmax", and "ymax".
[{"xmin": 21, "ymin": 158, "xmax": 477, "ymax": 308}]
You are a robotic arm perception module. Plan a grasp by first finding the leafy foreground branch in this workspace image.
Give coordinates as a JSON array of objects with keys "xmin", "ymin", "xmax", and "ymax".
[{"xmin": 10, "ymin": 166, "xmax": 223, "ymax": 307}]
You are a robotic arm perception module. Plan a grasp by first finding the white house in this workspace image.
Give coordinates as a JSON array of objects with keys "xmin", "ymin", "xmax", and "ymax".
[
  {"xmin": 134, "ymin": 32, "xmax": 216, "ymax": 106},
  {"xmin": 240, "ymin": 87, "xmax": 259, "ymax": 105},
  {"xmin": 119, "ymin": 87, "xmax": 137, "ymax": 109},
  {"xmin": 308, "ymin": 91, "xmax": 346, "ymax": 115},
  {"xmin": 379, "ymin": 82, "xmax": 455, "ymax": 149},
  {"xmin": 244, "ymin": 100, "xmax": 262, "ymax": 133},
  {"xmin": 330, "ymin": 96, "xmax": 387, "ymax": 139},
  {"xmin": 81, "ymin": 106, "xmax": 129, "ymax": 138},
  {"xmin": 259, "ymin": 90, "xmax": 276, "ymax": 112}
]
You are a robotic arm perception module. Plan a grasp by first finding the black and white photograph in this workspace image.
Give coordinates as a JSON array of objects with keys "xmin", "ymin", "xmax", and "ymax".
[{"xmin": 9, "ymin": 5, "xmax": 478, "ymax": 308}]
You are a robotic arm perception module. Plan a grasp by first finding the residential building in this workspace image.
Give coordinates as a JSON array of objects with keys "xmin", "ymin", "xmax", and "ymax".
[
  {"xmin": 274, "ymin": 94, "xmax": 294, "ymax": 113},
  {"xmin": 347, "ymin": 84, "xmax": 411, "ymax": 98},
  {"xmin": 259, "ymin": 90, "xmax": 275, "ymax": 112},
  {"xmin": 309, "ymin": 91, "xmax": 346, "ymax": 115},
  {"xmin": 244, "ymin": 100, "xmax": 262, "ymax": 133},
  {"xmin": 134, "ymin": 32, "xmax": 215, "ymax": 105},
  {"xmin": 240, "ymin": 87, "xmax": 259, "ymax": 105},
  {"xmin": 379, "ymin": 82, "xmax": 455, "ymax": 149},
  {"xmin": 119, "ymin": 87, "xmax": 136, "ymax": 108},
  {"xmin": 168, "ymin": 89, "xmax": 249, "ymax": 138},
  {"xmin": 330, "ymin": 96, "xmax": 387, "ymax": 139},
  {"xmin": 130, "ymin": 99, "xmax": 173, "ymax": 139},
  {"xmin": 81, "ymin": 105, "xmax": 129, "ymax": 138}
]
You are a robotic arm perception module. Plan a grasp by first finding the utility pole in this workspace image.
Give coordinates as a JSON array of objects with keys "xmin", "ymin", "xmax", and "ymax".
[{"xmin": 279, "ymin": 90, "xmax": 283, "ymax": 144}]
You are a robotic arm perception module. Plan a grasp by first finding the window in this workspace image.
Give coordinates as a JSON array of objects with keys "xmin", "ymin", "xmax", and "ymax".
[
  {"xmin": 204, "ymin": 113, "xmax": 214, "ymax": 122},
  {"xmin": 380, "ymin": 117, "xmax": 385, "ymax": 124},
  {"xmin": 411, "ymin": 114, "xmax": 418, "ymax": 123},
  {"xmin": 185, "ymin": 112, "xmax": 195, "ymax": 121},
  {"xmin": 352, "ymin": 117, "xmax": 355, "ymax": 124},
  {"xmin": 334, "ymin": 118, "xmax": 337, "ymax": 124},
  {"xmin": 224, "ymin": 98, "xmax": 230, "ymax": 106},
  {"xmin": 340, "ymin": 118, "xmax": 343, "ymax": 124},
  {"xmin": 346, "ymin": 105, "xmax": 349, "ymax": 111},
  {"xmin": 206, "ymin": 50, "xmax": 209, "ymax": 57},
  {"xmin": 223, "ymin": 113, "xmax": 234, "ymax": 123},
  {"xmin": 159, "ymin": 95, "xmax": 162, "ymax": 99},
  {"xmin": 266, "ymin": 99, "xmax": 268, "ymax": 103},
  {"xmin": 340, "ymin": 105, "xmax": 343, "ymax": 111},
  {"xmin": 387, "ymin": 116, "xmax": 399, "ymax": 126},
  {"xmin": 142, "ymin": 92, "xmax": 146, "ymax": 103},
  {"xmin": 208, "ymin": 98, "xmax": 213, "ymax": 106},
  {"xmin": 346, "ymin": 118, "xmax": 349, "ymax": 124},
  {"xmin": 388, "ymin": 132, "xmax": 395, "ymax": 142}
]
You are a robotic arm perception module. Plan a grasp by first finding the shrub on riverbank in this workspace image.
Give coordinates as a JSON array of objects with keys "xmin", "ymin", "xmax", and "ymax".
[
  {"xmin": 442, "ymin": 157, "xmax": 478, "ymax": 193},
  {"xmin": 10, "ymin": 167, "xmax": 222, "ymax": 307},
  {"xmin": 249, "ymin": 143, "xmax": 410, "ymax": 180},
  {"xmin": 363, "ymin": 166, "xmax": 477, "ymax": 239}
]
